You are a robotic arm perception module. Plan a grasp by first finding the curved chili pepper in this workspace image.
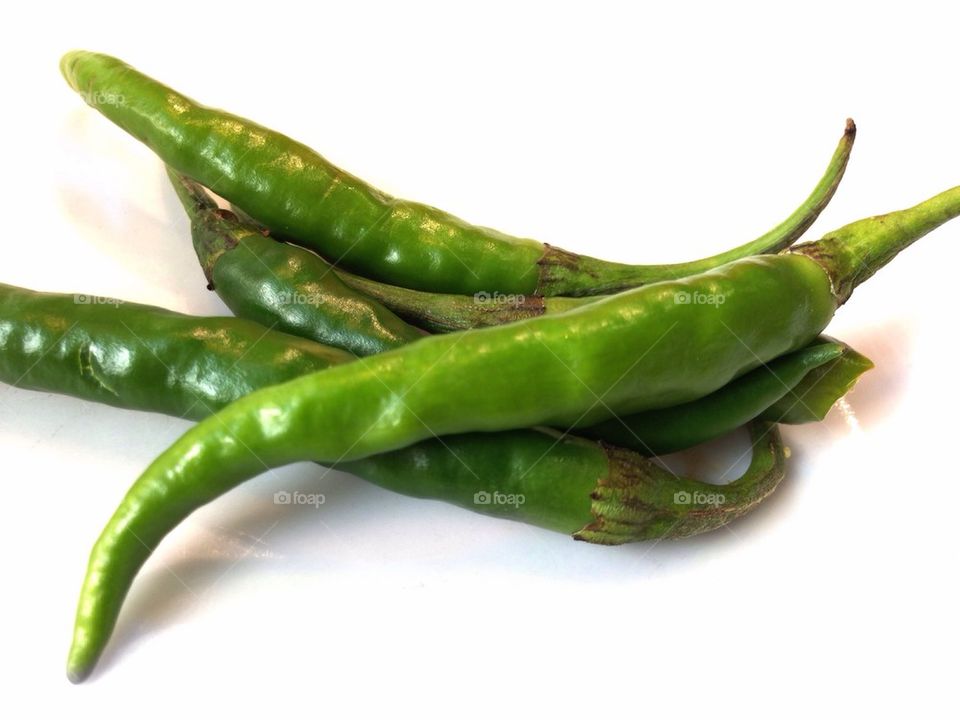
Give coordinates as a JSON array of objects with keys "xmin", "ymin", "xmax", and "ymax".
[
  {"xmin": 0, "ymin": 284, "xmax": 855, "ymax": 678},
  {"xmin": 63, "ymin": 420, "xmax": 783, "ymax": 684},
  {"xmin": 0, "ymin": 285, "xmax": 787, "ymax": 547},
  {"xmin": 167, "ymin": 170, "xmax": 426, "ymax": 356},
  {"xmin": 65, "ymin": 186, "xmax": 959, "ymax": 681},
  {"xmin": 61, "ymin": 51, "xmax": 855, "ymax": 296},
  {"xmin": 170, "ymin": 178, "xmax": 865, "ymax": 451},
  {"xmin": 0, "ymin": 289, "xmax": 792, "ymax": 681},
  {"xmin": 0, "ymin": 282, "xmax": 859, "ymax": 452}
]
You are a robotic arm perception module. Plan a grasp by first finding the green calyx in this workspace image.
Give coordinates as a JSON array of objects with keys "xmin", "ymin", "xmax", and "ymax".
[
  {"xmin": 166, "ymin": 168, "xmax": 260, "ymax": 287},
  {"xmin": 793, "ymin": 185, "xmax": 960, "ymax": 304},
  {"xmin": 576, "ymin": 421, "xmax": 786, "ymax": 544}
]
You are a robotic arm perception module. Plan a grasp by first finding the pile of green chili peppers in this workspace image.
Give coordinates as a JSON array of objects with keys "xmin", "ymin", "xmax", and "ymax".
[{"xmin": 0, "ymin": 50, "xmax": 954, "ymax": 682}]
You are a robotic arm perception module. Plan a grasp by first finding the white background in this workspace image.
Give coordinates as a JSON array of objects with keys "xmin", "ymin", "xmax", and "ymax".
[{"xmin": 1, "ymin": 1, "xmax": 958, "ymax": 717}]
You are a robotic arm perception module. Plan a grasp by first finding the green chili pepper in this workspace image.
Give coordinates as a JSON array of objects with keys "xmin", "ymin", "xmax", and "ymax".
[
  {"xmin": 222, "ymin": 196, "xmax": 596, "ymax": 332},
  {"xmin": 62, "ymin": 420, "xmax": 783, "ymax": 684},
  {"xmin": 174, "ymin": 178, "xmax": 865, "ymax": 447},
  {"xmin": 2, "ymin": 282, "xmax": 785, "ymax": 537},
  {"xmin": 760, "ymin": 342, "xmax": 874, "ymax": 423},
  {"xmin": 61, "ymin": 51, "xmax": 855, "ymax": 296},
  {"xmin": 0, "ymin": 283, "xmax": 774, "ymax": 533},
  {"xmin": 0, "ymin": 284, "xmax": 791, "ymax": 680},
  {"xmin": 0, "ymin": 283, "xmax": 855, "ymax": 679},
  {"xmin": 0, "ymin": 284, "xmax": 352, "ymax": 418},
  {"xmin": 167, "ymin": 169, "xmax": 425, "ymax": 356},
  {"xmin": 351, "ymin": 421, "xmax": 786, "ymax": 545},
  {"xmin": 580, "ymin": 340, "xmax": 868, "ymax": 455},
  {"xmin": 64, "ymin": 186, "xmax": 959, "ymax": 682},
  {"xmin": 175, "ymin": 178, "xmax": 868, "ymax": 450},
  {"xmin": 0, "ymin": 281, "xmax": 860, "ymax": 451}
]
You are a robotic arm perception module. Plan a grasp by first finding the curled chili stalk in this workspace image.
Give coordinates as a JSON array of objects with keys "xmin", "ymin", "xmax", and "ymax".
[
  {"xmin": 167, "ymin": 170, "xmax": 426, "ymax": 356},
  {"xmin": 62, "ymin": 51, "xmax": 854, "ymax": 296},
  {"xmin": 575, "ymin": 421, "xmax": 785, "ymax": 543},
  {"xmin": 351, "ymin": 422, "xmax": 788, "ymax": 546},
  {"xmin": 64, "ymin": 186, "xmax": 958, "ymax": 682}
]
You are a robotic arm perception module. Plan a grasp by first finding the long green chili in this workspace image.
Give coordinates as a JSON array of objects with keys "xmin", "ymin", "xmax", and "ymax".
[
  {"xmin": 65, "ymin": 186, "xmax": 960, "ymax": 681},
  {"xmin": 61, "ymin": 51, "xmax": 855, "ymax": 296}
]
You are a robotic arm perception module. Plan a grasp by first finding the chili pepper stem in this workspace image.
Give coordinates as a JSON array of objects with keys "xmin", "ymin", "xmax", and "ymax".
[
  {"xmin": 577, "ymin": 422, "xmax": 786, "ymax": 543},
  {"xmin": 793, "ymin": 185, "xmax": 960, "ymax": 304},
  {"xmin": 540, "ymin": 119, "xmax": 857, "ymax": 296},
  {"xmin": 167, "ymin": 169, "xmax": 250, "ymax": 287},
  {"xmin": 334, "ymin": 268, "xmax": 574, "ymax": 332}
]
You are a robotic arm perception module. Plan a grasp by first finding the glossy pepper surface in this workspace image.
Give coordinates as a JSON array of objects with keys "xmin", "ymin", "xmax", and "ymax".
[
  {"xmin": 0, "ymin": 291, "xmax": 851, "ymax": 677},
  {"xmin": 64, "ymin": 186, "xmax": 960, "ymax": 681},
  {"xmin": 168, "ymin": 169, "xmax": 425, "ymax": 356},
  {"xmin": 0, "ymin": 290, "xmax": 799, "ymax": 683},
  {"xmin": 582, "ymin": 340, "xmax": 852, "ymax": 454},
  {"xmin": 61, "ymin": 51, "xmax": 855, "ymax": 296},
  {"xmin": 0, "ymin": 283, "xmax": 352, "ymax": 418},
  {"xmin": 760, "ymin": 342, "xmax": 873, "ymax": 423},
  {"xmin": 0, "ymin": 283, "xmax": 858, "ymax": 453}
]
